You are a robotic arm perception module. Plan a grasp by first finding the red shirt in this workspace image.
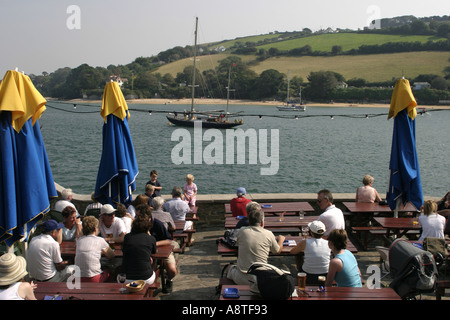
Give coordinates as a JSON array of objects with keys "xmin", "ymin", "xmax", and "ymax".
[{"xmin": 230, "ymin": 197, "xmax": 252, "ymax": 217}]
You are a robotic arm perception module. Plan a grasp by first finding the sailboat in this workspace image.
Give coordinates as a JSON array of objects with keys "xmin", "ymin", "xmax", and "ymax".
[
  {"xmin": 166, "ymin": 18, "xmax": 243, "ymax": 129},
  {"xmin": 277, "ymin": 72, "xmax": 306, "ymax": 112}
]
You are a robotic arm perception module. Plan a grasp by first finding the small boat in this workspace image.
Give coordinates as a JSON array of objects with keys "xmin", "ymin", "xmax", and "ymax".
[
  {"xmin": 166, "ymin": 18, "xmax": 243, "ymax": 129},
  {"xmin": 277, "ymin": 72, "xmax": 306, "ymax": 112}
]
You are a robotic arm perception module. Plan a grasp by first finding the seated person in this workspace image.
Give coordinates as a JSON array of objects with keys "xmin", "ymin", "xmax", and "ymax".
[
  {"xmin": 356, "ymin": 174, "xmax": 382, "ymax": 203},
  {"xmin": 163, "ymin": 187, "xmax": 194, "ymax": 243},
  {"xmin": 226, "ymin": 202, "xmax": 285, "ymax": 292},
  {"xmin": 26, "ymin": 220, "xmax": 74, "ymax": 282},
  {"xmin": 127, "ymin": 194, "xmax": 150, "ymax": 219},
  {"xmin": 75, "ymin": 216, "xmax": 115, "ymax": 283},
  {"xmin": 54, "ymin": 188, "xmax": 79, "ymax": 216},
  {"xmin": 98, "ymin": 204, "xmax": 127, "ymax": 243},
  {"xmin": 145, "ymin": 184, "xmax": 155, "ymax": 207},
  {"xmin": 317, "ymin": 189, "xmax": 345, "ymax": 237},
  {"xmin": 0, "ymin": 253, "xmax": 37, "ymax": 300},
  {"xmin": 115, "ymin": 203, "xmax": 133, "ymax": 234},
  {"xmin": 230, "ymin": 187, "xmax": 252, "ymax": 217},
  {"xmin": 290, "ymin": 221, "xmax": 330, "ymax": 286},
  {"xmin": 135, "ymin": 204, "xmax": 179, "ymax": 293},
  {"xmin": 122, "ymin": 214, "xmax": 158, "ymax": 285},
  {"xmin": 437, "ymin": 191, "xmax": 450, "ymax": 215},
  {"xmin": 418, "ymin": 200, "xmax": 446, "ymax": 242},
  {"xmin": 325, "ymin": 229, "xmax": 362, "ymax": 287},
  {"xmin": 183, "ymin": 174, "xmax": 197, "ymax": 207},
  {"xmin": 61, "ymin": 206, "xmax": 82, "ymax": 241},
  {"xmin": 83, "ymin": 192, "xmax": 103, "ymax": 216},
  {"xmin": 151, "ymin": 197, "xmax": 175, "ymax": 232}
]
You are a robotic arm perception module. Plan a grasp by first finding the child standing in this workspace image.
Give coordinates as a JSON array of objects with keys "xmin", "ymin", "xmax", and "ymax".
[
  {"xmin": 146, "ymin": 170, "xmax": 162, "ymax": 197},
  {"xmin": 183, "ymin": 174, "xmax": 197, "ymax": 208}
]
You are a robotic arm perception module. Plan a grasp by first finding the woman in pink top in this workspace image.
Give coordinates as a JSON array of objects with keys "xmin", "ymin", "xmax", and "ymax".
[{"xmin": 356, "ymin": 174, "xmax": 382, "ymax": 203}]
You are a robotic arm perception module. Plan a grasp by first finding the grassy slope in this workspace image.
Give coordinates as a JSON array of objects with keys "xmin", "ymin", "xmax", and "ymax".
[
  {"xmin": 255, "ymin": 33, "xmax": 446, "ymax": 52},
  {"xmin": 155, "ymin": 51, "xmax": 449, "ymax": 82},
  {"xmin": 154, "ymin": 33, "xmax": 449, "ymax": 82}
]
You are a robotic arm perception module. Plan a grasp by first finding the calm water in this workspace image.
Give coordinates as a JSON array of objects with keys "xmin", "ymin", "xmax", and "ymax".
[{"xmin": 39, "ymin": 103, "xmax": 449, "ymax": 198}]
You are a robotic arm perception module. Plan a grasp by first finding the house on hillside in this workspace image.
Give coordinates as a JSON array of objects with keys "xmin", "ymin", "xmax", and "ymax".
[
  {"xmin": 336, "ymin": 81, "xmax": 348, "ymax": 89},
  {"xmin": 108, "ymin": 75, "xmax": 128, "ymax": 88},
  {"xmin": 412, "ymin": 82, "xmax": 431, "ymax": 90}
]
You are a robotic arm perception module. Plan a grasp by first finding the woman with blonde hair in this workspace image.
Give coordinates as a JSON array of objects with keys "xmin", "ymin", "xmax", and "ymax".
[
  {"xmin": 418, "ymin": 200, "xmax": 446, "ymax": 242},
  {"xmin": 355, "ymin": 174, "xmax": 382, "ymax": 203}
]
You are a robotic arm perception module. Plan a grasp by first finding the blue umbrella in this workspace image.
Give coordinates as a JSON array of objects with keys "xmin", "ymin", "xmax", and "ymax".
[
  {"xmin": 386, "ymin": 78, "xmax": 423, "ymax": 216},
  {"xmin": 94, "ymin": 82, "xmax": 138, "ymax": 206},
  {"xmin": 0, "ymin": 70, "xmax": 57, "ymax": 247}
]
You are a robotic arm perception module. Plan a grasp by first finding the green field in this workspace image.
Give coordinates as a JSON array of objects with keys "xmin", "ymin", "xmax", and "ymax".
[
  {"xmin": 252, "ymin": 33, "xmax": 446, "ymax": 52},
  {"xmin": 155, "ymin": 51, "xmax": 449, "ymax": 83}
]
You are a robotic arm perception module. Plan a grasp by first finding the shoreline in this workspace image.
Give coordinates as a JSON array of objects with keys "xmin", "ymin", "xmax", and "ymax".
[{"xmin": 65, "ymin": 97, "xmax": 450, "ymax": 109}]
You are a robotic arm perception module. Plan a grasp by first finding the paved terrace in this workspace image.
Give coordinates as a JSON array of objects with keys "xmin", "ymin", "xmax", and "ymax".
[{"xmin": 55, "ymin": 183, "xmax": 446, "ymax": 300}]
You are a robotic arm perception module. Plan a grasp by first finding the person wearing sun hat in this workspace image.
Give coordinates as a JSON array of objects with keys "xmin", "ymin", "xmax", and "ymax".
[
  {"xmin": 230, "ymin": 187, "xmax": 252, "ymax": 217},
  {"xmin": 26, "ymin": 219, "xmax": 74, "ymax": 282},
  {"xmin": 0, "ymin": 253, "xmax": 37, "ymax": 300},
  {"xmin": 290, "ymin": 220, "xmax": 331, "ymax": 286}
]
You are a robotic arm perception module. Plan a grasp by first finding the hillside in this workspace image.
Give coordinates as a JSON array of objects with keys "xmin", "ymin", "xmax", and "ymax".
[{"xmin": 155, "ymin": 51, "xmax": 449, "ymax": 83}]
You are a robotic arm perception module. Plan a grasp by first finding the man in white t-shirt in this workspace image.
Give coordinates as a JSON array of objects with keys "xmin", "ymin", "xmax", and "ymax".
[
  {"xmin": 26, "ymin": 220, "xmax": 74, "ymax": 282},
  {"xmin": 317, "ymin": 189, "xmax": 345, "ymax": 237},
  {"xmin": 54, "ymin": 188, "xmax": 79, "ymax": 216},
  {"xmin": 98, "ymin": 204, "xmax": 127, "ymax": 243}
]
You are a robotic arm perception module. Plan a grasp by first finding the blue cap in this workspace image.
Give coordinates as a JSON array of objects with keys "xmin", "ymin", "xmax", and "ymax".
[
  {"xmin": 43, "ymin": 219, "xmax": 64, "ymax": 232},
  {"xmin": 236, "ymin": 187, "xmax": 246, "ymax": 196}
]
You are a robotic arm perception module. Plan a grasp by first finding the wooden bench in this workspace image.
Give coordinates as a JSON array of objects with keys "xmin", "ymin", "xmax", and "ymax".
[
  {"xmin": 351, "ymin": 226, "xmax": 387, "ymax": 250},
  {"xmin": 436, "ymin": 280, "xmax": 450, "ymax": 300}
]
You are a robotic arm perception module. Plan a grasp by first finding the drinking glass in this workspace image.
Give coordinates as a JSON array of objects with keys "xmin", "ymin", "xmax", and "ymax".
[
  {"xmin": 117, "ymin": 273, "xmax": 127, "ymax": 293},
  {"xmin": 301, "ymin": 226, "xmax": 309, "ymax": 239},
  {"xmin": 298, "ymin": 210, "xmax": 304, "ymax": 219}
]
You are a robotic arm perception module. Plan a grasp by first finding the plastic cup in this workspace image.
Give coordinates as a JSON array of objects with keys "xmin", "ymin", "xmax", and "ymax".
[{"xmin": 297, "ymin": 272, "xmax": 307, "ymax": 291}]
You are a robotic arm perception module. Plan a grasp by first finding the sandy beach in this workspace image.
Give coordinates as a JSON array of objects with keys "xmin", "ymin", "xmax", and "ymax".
[{"xmin": 68, "ymin": 97, "xmax": 450, "ymax": 110}]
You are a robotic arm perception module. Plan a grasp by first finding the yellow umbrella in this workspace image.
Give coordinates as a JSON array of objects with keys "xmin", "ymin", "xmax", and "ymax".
[
  {"xmin": 100, "ymin": 81, "xmax": 129, "ymax": 122},
  {"xmin": 0, "ymin": 70, "xmax": 47, "ymax": 132},
  {"xmin": 388, "ymin": 78, "xmax": 417, "ymax": 120}
]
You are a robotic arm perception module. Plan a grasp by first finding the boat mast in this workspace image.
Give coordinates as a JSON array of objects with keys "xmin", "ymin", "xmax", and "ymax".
[
  {"xmin": 286, "ymin": 70, "xmax": 290, "ymax": 104},
  {"xmin": 226, "ymin": 64, "xmax": 235, "ymax": 122},
  {"xmin": 190, "ymin": 17, "xmax": 199, "ymax": 118}
]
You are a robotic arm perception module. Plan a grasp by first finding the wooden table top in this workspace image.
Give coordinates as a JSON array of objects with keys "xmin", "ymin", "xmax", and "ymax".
[
  {"xmin": 220, "ymin": 285, "xmax": 401, "ymax": 300},
  {"xmin": 34, "ymin": 282, "xmax": 152, "ymax": 300},
  {"xmin": 225, "ymin": 202, "xmax": 315, "ymax": 215},
  {"xmin": 343, "ymin": 202, "xmax": 418, "ymax": 213}
]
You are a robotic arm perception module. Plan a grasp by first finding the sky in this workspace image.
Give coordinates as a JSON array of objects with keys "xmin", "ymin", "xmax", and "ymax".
[{"xmin": 1, "ymin": 0, "xmax": 449, "ymax": 77}]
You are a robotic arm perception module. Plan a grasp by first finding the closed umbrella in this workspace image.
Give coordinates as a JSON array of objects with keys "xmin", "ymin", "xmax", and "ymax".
[
  {"xmin": 94, "ymin": 81, "xmax": 138, "ymax": 206},
  {"xmin": 386, "ymin": 78, "xmax": 423, "ymax": 217},
  {"xmin": 0, "ymin": 70, "xmax": 57, "ymax": 247}
]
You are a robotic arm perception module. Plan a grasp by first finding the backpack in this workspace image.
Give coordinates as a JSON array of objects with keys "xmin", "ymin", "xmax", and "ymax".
[
  {"xmin": 247, "ymin": 262, "xmax": 296, "ymax": 300},
  {"xmin": 218, "ymin": 230, "xmax": 238, "ymax": 249}
]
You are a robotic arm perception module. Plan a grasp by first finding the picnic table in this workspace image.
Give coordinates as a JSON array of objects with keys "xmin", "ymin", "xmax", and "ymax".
[
  {"xmin": 217, "ymin": 235, "xmax": 357, "ymax": 256},
  {"xmin": 220, "ymin": 285, "xmax": 401, "ymax": 300},
  {"xmin": 225, "ymin": 215, "xmax": 317, "ymax": 233},
  {"xmin": 343, "ymin": 201, "xmax": 418, "ymax": 227},
  {"xmin": 225, "ymin": 202, "xmax": 314, "ymax": 216},
  {"xmin": 373, "ymin": 217, "xmax": 422, "ymax": 239},
  {"xmin": 34, "ymin": 282, "xmax": 153, "ymax": 300},
  {"xmin": 59, "ymin": 241, "xmax": 173, "ymax": 292}
]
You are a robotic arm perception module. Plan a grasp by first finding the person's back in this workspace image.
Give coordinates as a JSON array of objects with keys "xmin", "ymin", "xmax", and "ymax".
[
  {"xmin": 302, "ymin": 238, "xmax": 330, "ymax": 275},
  {"xmin": 334, "ymin": 249, "xmax": 362, "ymax": 287},
  {"xmin": 236, "ymin": 226, "xmax": 280, "ymax": 273},
  {"xmin": 230, "ymin": 197, "xmax": 252, "ymax": 217},
  {"xmin": 419, "ymin": 214, "xmax": 445, "ymax": 241},
  {"xmin": 356, "ymin": 186, "xmax": 378, "ymax": 203},
  {"xmin": 27, "ymin": 233, "xmax": 61, "ymax": 281}
]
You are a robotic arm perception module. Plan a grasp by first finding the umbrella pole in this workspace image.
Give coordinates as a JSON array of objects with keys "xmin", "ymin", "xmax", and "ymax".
[{"xmin": 394, "ymin": 197, "xmax": 401, "ymax": 218}]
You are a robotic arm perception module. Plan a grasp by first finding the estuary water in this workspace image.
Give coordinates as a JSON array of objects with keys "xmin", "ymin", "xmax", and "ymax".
[{"xmin": 39, "ymin": 102, "xmax": 449, "ymax": 198}]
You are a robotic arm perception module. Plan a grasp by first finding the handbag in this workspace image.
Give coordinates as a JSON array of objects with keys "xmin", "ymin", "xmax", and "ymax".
[{"xmin": 247, "ymin": 262, "xmax": 296, "ymax": 300}]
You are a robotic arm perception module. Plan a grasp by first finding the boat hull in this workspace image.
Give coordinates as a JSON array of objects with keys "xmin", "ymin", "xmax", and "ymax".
[
  {"xmin": 167, "ymin": 116, "xmax": 242, "ymax": 129},
  {"xmin": 277, "ymin": 105, "xmax": 306, "ymax": 111}
]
